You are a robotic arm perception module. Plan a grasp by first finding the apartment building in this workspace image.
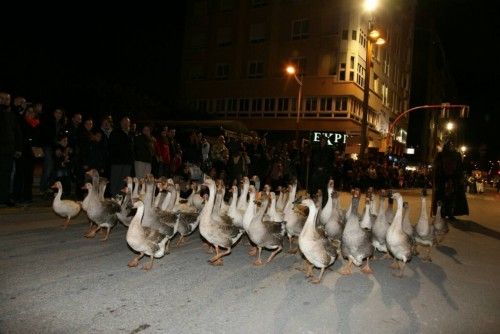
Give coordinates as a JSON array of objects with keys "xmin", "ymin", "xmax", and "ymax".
[{"xmin": 181, "ymin": 0, "xmax": 416, "ymax": 155}]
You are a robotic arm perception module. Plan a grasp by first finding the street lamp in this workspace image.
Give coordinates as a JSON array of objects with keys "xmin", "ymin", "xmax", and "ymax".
[
  {"xmin": 359, "ymin": 0, "xmax": 385, "ymax": 160},
  {"xmin": 446, "ymin": 121, "xmax": 454, "ymax": 131},
  {"xmin": 286, "ymin": 65, "xmax": 303, "ymax": 140}
]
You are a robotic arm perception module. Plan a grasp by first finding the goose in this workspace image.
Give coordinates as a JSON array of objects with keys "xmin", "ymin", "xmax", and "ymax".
[
  {"xmin": 319, "ymin": 180, "xmax": 334, "ymax": 226},
  {"xmin": 126, "ymin": 200, "xmax": 170, "ymax": 270},
  {"xmin": 386, "ymin": 192, "xmax": 412, "ymax": 277},
  {"xmin": 385, "ymin": 193, "xmax": 395, "ymax": 225},
  {"xmin": 283, "ymin": 182, "xmax": 307, "ymax": 253},
  {"xmin": 275, "ymin": 186, "xmax": 287, "ymax": 213},
  {"xmin": 251, "ymin": 175, "xmax": 261, "ymax": 192},
  {"xmin": 84, "ymin": 171, "xmax": 121, "ymax": 241},
  {"xmin": 227, "ymin": 185, "xmax": 244, "ymax": 230},
  {"xmin": 265, "ymin": 192, "xmax": 284, "ymax": 223},
  {"xmin": 187, "ymin": 182, "xmax": 205, "ymax": 211},
  {"xmin": 116, "ymin": 185, "xmax": 136, "ymax": 227},
  {"xmin": 402, "ymin": 202, "xmax": 414, "ymax": 237},
  {"xmin": 172, "ymin": 184, "xmax": 200, "ymax": 247},
  {"xmin": 299, "ymin": 198, "xmax": 338, "ymax": 283},
  {"xmin": 81, "ymin": 182, "xmax": 95, "ymax": 232},
  {"xmin": 51, "ymin": 181, "xmax": 81, "ymax": 228},
  {"xmin": 323, "ymin": 190, "xmax": 344, "ymax": 245},
  {"xmin": 360, "ymin": 198, "xmax": 374, "ymax": 230},
  {"xmin": 433, "ymin": 201, "xmax": 448, "ymax": 243},
  {"xmin": 236, "ymin": 176, "xmax": 250, "ymax": 212},
  {"xmin": 199, "ymin": 178, "xmax": 243, "ymax": 265},
  {"xmin": 339, "ymin": 189, "xmax": 374, "ymax": 275},
  {"xmin": 314, "ymin": 189, "xmax": 323, "ymax": 225},
  {"xmin": 141, "ymin": 176, "xmax": 178, "ymax": 254},
  {"xmin": 246, "ymin": 193, "xmax": 286, "ymax": 266},
  {"xmin": 414, "ymin": 189, "xmax": 435, "ymax": 261},
  {"xmin": 98, "ymin": 177, "xmax": 109, "ymax": 201},
  {"xmin": 372, "ymin": 191, "xmax": 390, "ymax": 255},
  {"xmin": 132, "ymin": 177, "xmax": 140, "ymax": 200}
]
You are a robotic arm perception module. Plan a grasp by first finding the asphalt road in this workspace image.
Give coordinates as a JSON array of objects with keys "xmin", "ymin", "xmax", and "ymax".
[{"xmin": 1, "ymin": 188, "xmax": 499, "ymax": 334}]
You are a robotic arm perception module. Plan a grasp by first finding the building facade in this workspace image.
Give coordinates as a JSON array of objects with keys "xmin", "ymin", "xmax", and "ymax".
[{"xmin": 181, "ymin": 0, "xmax": 416, "ymax": 156}]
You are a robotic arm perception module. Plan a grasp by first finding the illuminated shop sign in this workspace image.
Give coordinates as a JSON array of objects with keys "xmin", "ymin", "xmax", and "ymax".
[{"xmin": 311, "ymin": 132, "xmax": 348, "ymax": 145}]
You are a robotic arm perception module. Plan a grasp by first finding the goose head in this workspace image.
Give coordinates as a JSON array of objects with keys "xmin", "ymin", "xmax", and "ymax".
[{"xmin": 51, "ymin": 181, "xmax": 62, "ymax": 190}]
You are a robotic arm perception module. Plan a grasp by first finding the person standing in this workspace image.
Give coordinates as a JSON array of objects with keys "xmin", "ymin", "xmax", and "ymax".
[
  {"xmin": 432, "ymin": 139, "xmax": 469, "ymax": 220},
  {"xmin": 13, "ymin": 105, "xmax": 40, "ymax": 203},
  {"xmin": 0, "ymin": 92, "xmax": 22, "ymax": 207},
  {"xmin": 109, "ymin": 117, "xmax": 134, "ymax": 196},
  {"xmin": 133, "ymin": 125, "xmax": 155, "ymax": 178}
]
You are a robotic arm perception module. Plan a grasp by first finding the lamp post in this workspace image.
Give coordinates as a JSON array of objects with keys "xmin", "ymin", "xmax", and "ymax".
[
  {"xmin": 359, "ymin": 0, "xmax": 385, "ymax": 160},
  {"xmin": 286, "ymin": 65, "xmax": 303, "ymax": 140}
]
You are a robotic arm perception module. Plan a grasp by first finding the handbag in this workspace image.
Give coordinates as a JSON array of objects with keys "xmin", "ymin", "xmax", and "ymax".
[{"xmin": 31, "ymin": 147, "xmax": 44, "ymax": 158}]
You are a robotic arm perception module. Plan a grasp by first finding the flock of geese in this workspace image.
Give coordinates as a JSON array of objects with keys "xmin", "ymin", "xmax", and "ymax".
[{"xmin": 51, "ymin": 170, "xmax": 449, "ymax": 283}]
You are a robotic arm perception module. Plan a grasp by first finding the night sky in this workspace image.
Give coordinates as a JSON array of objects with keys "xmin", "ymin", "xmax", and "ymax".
[{"xmin": 1, "ymin": 1, "xmax": 498, "ymax": 161}]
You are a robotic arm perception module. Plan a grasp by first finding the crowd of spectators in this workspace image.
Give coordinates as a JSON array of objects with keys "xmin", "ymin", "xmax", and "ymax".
[{"xmin": 0, "ymin": 90, "xmax": 434, "ymax": 207}]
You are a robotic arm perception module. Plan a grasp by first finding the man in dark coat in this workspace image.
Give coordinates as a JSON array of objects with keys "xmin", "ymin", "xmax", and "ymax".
[
  {"xmin": 108, "ymin": 117, "xmax": 134, "ymax": 196},
  {"xmin": 0, "ymin": 92, "xmax": 22, "ymax": 206},
  {"xmin": 432, "ymin": 139, "xmax": 469, "ymax": 219}
]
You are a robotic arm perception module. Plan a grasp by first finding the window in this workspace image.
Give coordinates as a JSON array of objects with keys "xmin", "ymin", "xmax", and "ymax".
[
  {"xmin": 352, "ymin": 30, "xmax": 357, "ymax": 41},
  {"xmin": 219, "ymin": 0, "xmax": 234, "ymax": 11},
  {"xmin": 251, "ymin": 98, "xmax": 262, "ymax": 112},
  {"xmin": 342, "ymin": 29, "xmax": 348, "ymax": 40},
  {"xmin": 217, "ymin": 27, "xmax": 232, "ymax": 47},
  {"xmin": 251, "ymin": 0, "xmax": 266, "ymax": 7},
  {"xmin": 264, "ymin": 97, "xmax": 275, "ymax": 111},
  {"xmin": 277, "ymin": 98, "xmax": 289, "ymax": 112},
  {"xmin": 215, "ymin": 99, "xmax": 226, "ymax": 113},
  {"xmin": 328, "ymin": 54, "xmax": 336, "ymax": 75},
  {"xmin": 349, "ymin": 71, "xmax": 354, "ymax": 81},
  {"xmin": 227, "ymin": 98, "xmax": 237, "ymax": 113},
  {"xmin": 335, "ymin": 97, "xmax": 348, "ymax": 111},
  {"xmin": 239, "ymin": 99, "xmax": 249, "ymax": 111},
  {"xmin": 248, "ymin": 61, "xmax": 264, "ymax": 78},
  {"xmin": 189, "ymin": 64, "xmax": 205, "ymax": 80},
  {"xmin": 292, "ymin": 19, "xmax": 309, "ymax": 40},
  {"xmin": 373, "ymin": 74, "xmax": 379, "ymax": 95},
  {"xmin": 356, "ymin": 63, "xmax": 365, "ymax": 86},
  {"xmin": 350, "ymin": 56, "xmax": 355, "ymax": 69},
  {"xmin": 320, "ymin": 97, "xmax": 333, "ymax": 111},
  {"xmin": 190, "ymin": 32, "xmax": 208, "ymax": 49},
  {"xmin": 249, "ymin": 23, "xmax": 266, "ymax": 43},
  {"xmin": 339, "ymin": 62, "xmax": 346, "ymax": 81},
  {"xmin": 290, "ymin": 57, "xmax": 307, "ymax": 75},
  {"xmin": 305, "ymin": 97, "xmax": 317, "ymax": 115},
  {"xmin": 215, "ymin": 63, "xmax": 229, "ymax": 79}
]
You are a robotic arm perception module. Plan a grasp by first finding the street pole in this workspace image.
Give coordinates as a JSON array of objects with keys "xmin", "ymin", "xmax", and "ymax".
[
  {"xmin": 359, "ymin": 29, "xmax": 372, "ymax": 161},
  {"xmin": 294, "ymin": 74, "xmax": 303, "ymax": 141}
]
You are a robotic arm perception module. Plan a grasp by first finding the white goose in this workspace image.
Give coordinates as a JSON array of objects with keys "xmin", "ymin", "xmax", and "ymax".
[
  {"xmin": 299, "ymin": 198, "xmax": 338, "ymax": 284},
  {"xmin": 126, "ymin": 200, "xmax": 170, "ymax": 270},
  {"xmin": 51, "ymin": 181, "xmax": 81, "ymax": 228},
  {"xmin": 319, "ymin": 180, "xmax": 334, "ymax": 225},
  {"xmin": 199, "ymin": 178, "xmax": 243, "ymax": 265},
  {"xmin": 340, "ymin": 189, "xmax": 374, "ymax": 275},
  {"xmin": 386, "ymin": 192, "xmax": 412, "ymax": 277},
  {"xmin": 414, "ymin": 189, "xmax": 435, "ymax": 261}
]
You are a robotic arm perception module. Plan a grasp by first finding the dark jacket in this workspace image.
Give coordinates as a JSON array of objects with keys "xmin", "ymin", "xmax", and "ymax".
[
  {"xmin": 133, "ymin": 134, "xmax": 155, "ymax": 163},
  {"xmin": 0, "ymin": 106, "xmax": 22, "ymax": 155},
  {"xmin": 432, "ymin": 146, "xmax": 469, "ymax": 217},
  {"xmin": 108, "ymin": 128, "xmax": 134, "ymax": 165}
]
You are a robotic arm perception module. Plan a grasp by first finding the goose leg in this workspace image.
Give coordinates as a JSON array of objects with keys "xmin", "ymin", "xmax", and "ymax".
[
  {"xmin": 266, "ymin": 245, "xmax": 283, "ymax": 263},
  {"xmin": 165, "ymin": 240, "xmax": 171, "ymax": 255},
  {"xmin": 253, "ymin": 247, "xmax": 263, "ymax": 266},
  {"xmin": 287, "ymin": 236, "xmax": 298, "ymax": 254},
  {"xmin": 176, "ymin": 235, "xmax": 185, "ymax": 247},
  {"xmin": 390, "ymin": 259, "xmax": 400, "ymax": 269},
  {"xmin": 338, "ymin": 259, "xmax": 353, "ymax": 276},
  {"xmin": 248, "ymin": 246, "xmax": 257, "ymax": 256},
  {"xmin": 209, "ymin": 246, "xmax": 231, "ymax": 266},
  {"xmin": 305, "ymin": 261, "xmax": 314, "ymax": 278},
  {"xmin": 142, "ymin": 255, "xmax": 154, "ymax": 271},
  {"xmin": 310, "ymin": 268, "xmax": 325, "ymax": 284},
  {"xmin": 100, "ymin": 227, "xmax": 111, "ymax": 241},
  {"xmin": 382, "ymin": 252, "xmax": 393, "ymax": 260},
  {"xmin": 61, "ymin": 218, "xmax": 70, "ymax": 229},
  {"xmin": 361, "ymin": 258, "xmax": 374, "ymax": 274},
  {"xmin": 422, "ymin": 245, "xmax": 433, "ymax": 262},
  {"xmin": 128, "ymin": 252, "xmax": 144, "ymax": 267},
  {"xmin": 84, "ymin": 226, "xmax": 101, "ymax": 238},
  {"xmin": 393, "ymin": 261, "xmax": 406, "ymax": 278}
]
